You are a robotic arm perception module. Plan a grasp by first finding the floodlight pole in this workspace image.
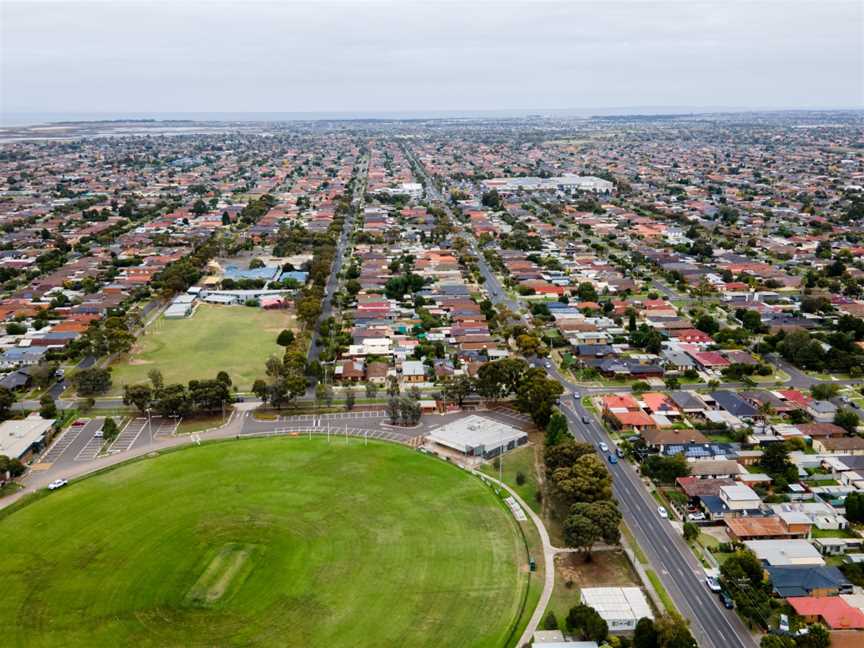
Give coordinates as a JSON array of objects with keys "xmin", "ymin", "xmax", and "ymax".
[{"xmin": 147, "ymin": 408, "xmax": 152, "ymax": 445}]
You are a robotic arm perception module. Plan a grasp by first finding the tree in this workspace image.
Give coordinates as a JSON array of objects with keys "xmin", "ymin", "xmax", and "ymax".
[
  {"xmin": 252, "ymin": 379, "xmax": 268, "ymax": 401},
  {"xmin": 276, "ymin": 329, "xmax": 295, "ymax": 347},
  {"xmin": 811, "ymin": 383, "xmax": 839, "ymax": 400},
  {"xmin": 683, "ymin": 521, "xmax": 699, "ymax": 542},
  {"xmin": 634, "ymin": 617, "xmax": 658, "ymax": 648},
  {"xmin": 476, "ymin": 358, "xmax": 528, "ymax": 400},
  {"xmin": 386, "ymin": 376, "xmax": 400, "ymax": 397},
  {"xmin": 835, "ymin": 407, "xmax": 860, "ymax": 434},
  {"xmin": 73, "ymin": 367, "xmax": 112, "ymax": 397},
  {"xmin": 576, "ymin": 282, "xmax": 599, "ymax": 302},
  {"xmin": 760, "ymin": 442, "xmax": 798, "ymax": 487},
  {"xmin": 152, "ymin": 384, "xmax": 191, "ymax": 418},
  {"xmin": 216, "ymin": 371, "xmax": 232, "ymax": 387},
  {"xmin": 102, "ymin": 417, "xmax": 119, "ymax": 442},
  {"xmin": 345, "ymin": 389, "xmax": 356, "ymax": 411},
  {"xmin": 542, "ymin": 611, "xmax": 559, "ymax": 630},
  {"xmin": 515, "ymin": 333, "xmax": 545, "ymax": 357},
  {"xmin": 545, "ymin": 410, "xmax": 569, "ymax": 446},
  {"xmin": 642, "ymin": 453, "xmax": 690, "ymax": 484},
  {"xmin": 147, "ymin": 368, "xmax": 164, "ymax": 391},
  {"xmin": 565, "ymin": 500, "xmax": 622, "ymax": 557},
  {"xmin": 563, "ymin": 513, "xmax": 600, "ymax": 557},
  {"xmin": 515, "ymin": 369, "xmax": 564, "ymax": 427},
  {"xmin": 664, "ymin": 376, "xmax": 681, "ymax": 390},
  {"xmin": 759, "ymin": 636, "xmax": 795, "ymax": 648},
  {"xmin": 0, "ymin": 454, "xmax": 26, "ymax": 478},
  {"xmin": 694, "ymin": 314, "xmax": 719, "ymax": 335},
  {"xmin": 566, "ymin": 604, "xmax": 608, "ymax": 643},
  {"xmin": 654, "ymin": 612, "xmax": 697, "ymax": 648},
  {"xmin": 386, "ymin": 396, "xmax": 400, "ymax": 425},
  {"xmin": 122, "ymin": 383, "xmax": 153, "ymax": 413},
  {"xmin": 39, "ymin": 394, "xmax": 57, "ymax": 419},
  {"xmin": 797, "ymin": 623, "xmax": 830, "ymax": 648},
  {"xmin": 551, "ymin": 454, "xmax": 612, "ymax": 504},
  {"xmin": 0, "ymin": 386, "xmax": 13, "ymax": 421},
  {"xmin": 544, "ymin": 439, "xmax": 595, "ymax": 473},
  {"xmin": 845, "ymin": 491, "xmax": 864, "ymax": 523},
  {"xmin": 315, "ymin": 383, "xmax": 334, "ymax": 408},
  {"xmin": 365, "ymin": 382, "xmax": 379, "ymax": 399},
  {"xmin": 441, "ymin": 375, "xmax": 474, "ymax": 407}
]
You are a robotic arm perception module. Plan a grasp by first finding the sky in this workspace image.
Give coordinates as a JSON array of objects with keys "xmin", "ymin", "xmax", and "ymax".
[{"xmin": 1, "ymin": 0, "xmax": 862, "ymax": 118}]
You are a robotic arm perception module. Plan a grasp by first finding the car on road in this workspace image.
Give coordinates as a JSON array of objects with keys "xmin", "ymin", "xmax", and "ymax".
[
  {"xmin": 572, "ymin": 391, "xmax": 580, "ymax": 398},
  {"xmin": 581, "ymin": 416, "xmax": 591, "ymax": 424},
  {"xmin": 599, "ymin": 442, "xmax": 609, "ymax": 453},
  {"xmin": 544, "ymin": 361, "xmax": 551, "ymax": 369},
  {"xmin": 608, "ymin": 454, "xmax": 618, "ymax": 464},
  {"xmin": 657, "ymin": 506, "xmax": 669, "ymax": 519},
  {"xmin": 48, "ymin": 479, "xmax": 68, "ymax": 490},
  {"xmin": 706, "ymin": 577, "xmax": 722, "ymax": 592},
  {"xmin": 688, "ymin": 511, "xmax": 706, "ymax": 521},
  {"xmin": 719, "ymin": 591, "xmax": 735, "ymax": 609}
]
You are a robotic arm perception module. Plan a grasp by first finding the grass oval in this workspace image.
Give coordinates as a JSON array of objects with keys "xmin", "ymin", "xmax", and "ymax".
[{"xmin": 0, "ymin": 438, "xmax": 527, "ymax": 648}]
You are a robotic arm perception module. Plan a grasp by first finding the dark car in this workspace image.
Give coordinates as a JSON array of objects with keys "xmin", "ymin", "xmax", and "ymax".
[
  {"xmin": 719, "ymin": 591, "xmax": 734, "ymax": 609},
  {"xmin": 608, "ymin": 454, "xmax": 618, "ymax": 464}
]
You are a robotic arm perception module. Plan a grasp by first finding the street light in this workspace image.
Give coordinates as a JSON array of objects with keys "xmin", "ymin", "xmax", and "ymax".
[{"xmin": 146, "ymin": 407, "xmax": 152, "ymax": 445}]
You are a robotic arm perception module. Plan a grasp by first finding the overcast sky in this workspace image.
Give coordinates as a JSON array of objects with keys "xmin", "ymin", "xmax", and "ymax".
[{"xmin": 1, "ymin": 0, "xmax": 862, "ymax": 116}]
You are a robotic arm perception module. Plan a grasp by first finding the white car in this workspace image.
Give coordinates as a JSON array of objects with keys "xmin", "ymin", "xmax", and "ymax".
[
  {"xmin": 657, "ymin": 506, "xmax": 669, "ymax": 519},
  {"xmin": 688, "ymin": 512, "xmax": 706, "ymax": 521},
  {"xmin": 573, "ymin": 391, "xmax": 581, "ymax": 398},
  {"xmin": 544, "ymin": 361, "xmax": 551, "ymax": 369},
  {"xmin": 48, "ymin": 479, "xmax": 68, "ymax": 491},
  {"xmin": 706, "ymin": 577, "xmax": 722, "ymax": 593},
  {"xmin": 599, "ymin": 442, "xmax": 609, "ymax": 453}
]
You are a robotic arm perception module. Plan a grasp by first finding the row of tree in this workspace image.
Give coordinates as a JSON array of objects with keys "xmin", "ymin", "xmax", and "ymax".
[{"xmin": 123, "ymin": 370, "xmax": 233, "ymax": 418}]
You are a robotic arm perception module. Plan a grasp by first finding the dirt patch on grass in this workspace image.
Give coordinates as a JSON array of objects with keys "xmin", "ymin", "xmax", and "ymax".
[
  {"xmin": 186, "ymin": 544, "xmax": 256, "ymax": 606},
  {"xmin": 555, "ymin": 550, "xmax": 638, "ymax": 589}
]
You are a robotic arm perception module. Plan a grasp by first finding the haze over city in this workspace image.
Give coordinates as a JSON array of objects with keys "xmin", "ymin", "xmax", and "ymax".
[{"xmin": 2, "ymin": 0, "xmax": 862, "ymax": 123}]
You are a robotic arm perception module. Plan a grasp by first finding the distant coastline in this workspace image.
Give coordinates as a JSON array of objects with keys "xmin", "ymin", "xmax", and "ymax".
[{"xmin": 3, "ymin": 107, "xmax": 862, "ymax": 129}]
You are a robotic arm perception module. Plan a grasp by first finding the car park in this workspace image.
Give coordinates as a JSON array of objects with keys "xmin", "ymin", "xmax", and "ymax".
[
  {"xmin": 657, "ymin": 506, "xmax": 668, "ymax": 519},
  {"xmin": 48, "ymin": 479, "xmax": 68, "ymax": 490},
  {"xmin": 706, "ymin": 577, "xmax": 722, "ymax": 592}
]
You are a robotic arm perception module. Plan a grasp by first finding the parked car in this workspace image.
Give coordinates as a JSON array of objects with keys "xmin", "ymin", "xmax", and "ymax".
[
  {"xmin": 48, "ymin": 479, "xmax": 68, "ymax": 491},
  {"xmin": 706, "ymin": 577, "xmax": 722, "ymax": 593},
  {"xmin": 688, "ymin": 512, "xmax": 706, "ymax": 521},
  {"xmin": 608, "ymin": 454, "xmax": 618, "ymax": 465},
  {"xmin": 94, "ymin": 429, "xmax": 103, "ymax": 438},
  {"xmin": 72, "ymin": 419, "xmax": 86, "ymax": 426},
  {"xmin": 599, "ymin": 442, "xmax": 609, "ymax": 453},
  {"xmin": 616, "ymin": 447, "xmax": 625, "ymax": 458},
  {"xmin": 719, "ymin": 591, "xmax": 735, "ymax": 609},
  {"xmin": 657, "ymin": 506, "xmax": 669, "ymax": 519},
  {"xmin": 544, "ymin": 361, "xmax": 551, "ymax": 369}
]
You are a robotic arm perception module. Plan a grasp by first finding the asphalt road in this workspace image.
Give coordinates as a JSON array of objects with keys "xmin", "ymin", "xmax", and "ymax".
[
  {"xmin": 307, "ymin": 156, "xmax": 367, "ymax": 364},
  {"xmin": 556, "ymin": 393, "xmax": 756, "ymax": 648}
]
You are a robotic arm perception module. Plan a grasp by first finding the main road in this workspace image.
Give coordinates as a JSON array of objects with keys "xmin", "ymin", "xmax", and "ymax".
[{"xmin": 557, "ymin": 393, "xmax": 756, "ymax": 648}]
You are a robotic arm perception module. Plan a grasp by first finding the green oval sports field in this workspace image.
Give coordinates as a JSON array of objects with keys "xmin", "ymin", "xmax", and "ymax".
[{"xmin": 0, "ymin": 438, "xmax": 527, "ymax": 648}]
